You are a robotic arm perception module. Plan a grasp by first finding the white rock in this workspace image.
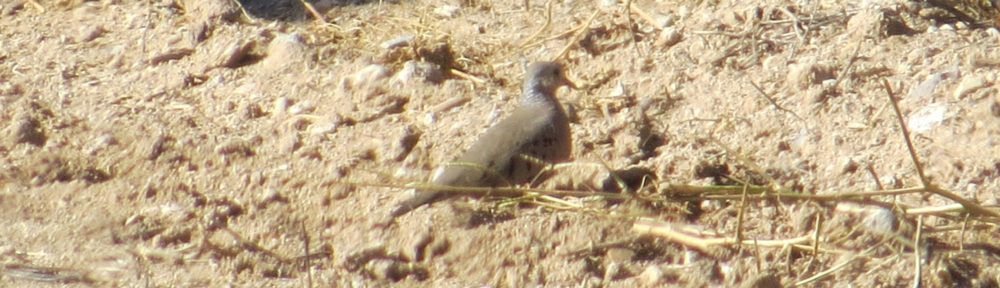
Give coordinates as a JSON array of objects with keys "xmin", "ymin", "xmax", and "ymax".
[
  {"xmin": 76, "ymin": 25, "xmax": 105, "ymax": 43},
  {"xmin": 987, "ymin": 28, "xmax": 1000, "ymax": 38},
  {"xmin": 863, "ymin": 207, "xmax": 897, "ymax": 233},
  {"xmin": 342, "ymin": 64, "xmax": 390, "ymax": 89},
  {"xmin": 85, "ymin": 134, "xmax": 118, "ymax": 155},
  {"xmin": 677, "ymin": 6, "xmax": 690, "ymax": 19},
  {"xmin": 953, "ymin": 74, "xmax": 987, "ymax": 99},
  {"xmin": 907, "ymin": 102, "xmax": 950, "ymax": 133},
  {"xmin": 609, "ymin": 82, "xmax": 628, "ymax": 98},
  {"xmin": 309, "ymin": 120, "xmax": 339, "ymax": 136},
  {"xmin": 907, "ymin": 68, "xmax": 960, "ymax": 101},
  {"xmin": 434, "ymin": 5, "xmax": 459, "ymax": 18},
  {"xmin": 639, "ymin": 265, "xmax": 663, "ymax": 286},
  {"xmin": 391, "ymin": 60, "xmax": 443, "ymax": 85},
  {"xmin": 289, "ymin": 100, "xmax": 316, "ymax": 115},
  {"xmin": 262, "ymin": 33, "xmax": 309, "ymax": 72},
  {"xmin": 655, "ymin": 27, "xmax": 682, "ymax": 48},
  {"xmin": 657, "ymin": 14, "xmax": 676, "ymax": 28},
  {"xmin": 380, "ymin": 35, "xmax": 414, "ymax": 49},
  {"xmin": 273, "ymin": 97, "xmax": 290, "ymax": 115}
]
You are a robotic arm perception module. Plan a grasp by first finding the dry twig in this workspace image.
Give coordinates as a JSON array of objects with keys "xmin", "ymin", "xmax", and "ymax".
[{"xmin": 881, "ymin": 79, "xmax": 1000, "ymax": 219}]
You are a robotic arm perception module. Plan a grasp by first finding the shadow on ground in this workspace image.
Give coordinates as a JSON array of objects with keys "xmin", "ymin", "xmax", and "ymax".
[{"xmin": 238, "ymin": 0, "xmax": 383, "ymax": 20}]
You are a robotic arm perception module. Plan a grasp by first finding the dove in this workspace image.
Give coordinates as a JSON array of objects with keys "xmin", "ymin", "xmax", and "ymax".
[{"xmin": 389, "ymin": 61, "xmax": 576, "ymax": 218}]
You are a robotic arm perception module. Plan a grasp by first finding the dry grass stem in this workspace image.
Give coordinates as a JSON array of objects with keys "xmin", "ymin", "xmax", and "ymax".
[
  {"xmin": 554, "ymin": 10, "xmax": 601, "ymax": 61},
  {"xmin": 449, "ymin": 68, "xmax": 488, "ymax": 84},
  {"xmin": 882, "ymin": 79, "xmax": 1000, "ymax": 219},
  {"xmin": 628, "ymin": 2, "xmax": 661, "ymax": 31},
  {"xmin": 632, "ymin": 218, "xmax": 821, "ymax": 254},
  {"xmin": 26, "ymin": 0, "xmax": 45, "ymax": 13},
  {"xmin": 749, "ymin": 79, "xmax": 804, "ymax": 122},
  {"xmin": 219, "ymin": 227, "xmax": 292, "ymax": 264},
  {"xmin": 518, "ymin": 0, "xmax": 554, "ymax": 48},
  {"xmin": 794, "ymin": 253, "xmax": 863, "ymax": 286},
  {"xmin": 345, "ymin": 180, "xmax": 627, "ymax": 200},
  {"xmin": 299, "ymin": 0, "xmax": 327, "ymax": 24}
]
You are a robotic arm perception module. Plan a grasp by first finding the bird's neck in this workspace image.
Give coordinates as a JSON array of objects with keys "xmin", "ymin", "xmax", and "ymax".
[{"xmin": 521, "ymin": 83, "xmax": 558, "ymax": 105}]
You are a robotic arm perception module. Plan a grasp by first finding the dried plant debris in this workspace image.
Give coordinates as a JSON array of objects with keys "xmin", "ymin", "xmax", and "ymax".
[{"xmin": 4, "ymin": 0, "xmax": 1000, "ymax": 286}]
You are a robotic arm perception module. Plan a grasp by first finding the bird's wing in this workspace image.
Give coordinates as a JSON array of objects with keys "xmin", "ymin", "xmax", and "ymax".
[
  {"xmin": 388, "ymin": 105, "xmax": 557, "ymax": 218},
  {"xmin": 433, "ymin": 105, "xmax": 557, "ymax": 186}
]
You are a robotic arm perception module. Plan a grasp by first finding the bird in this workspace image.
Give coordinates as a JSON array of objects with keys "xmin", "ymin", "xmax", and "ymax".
[{"xmin": 388, "ymin": 61, "xmax": 576, "ymax": 218}]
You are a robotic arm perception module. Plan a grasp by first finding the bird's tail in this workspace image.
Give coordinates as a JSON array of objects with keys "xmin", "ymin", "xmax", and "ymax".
[{"xmin": 388, "ymin": 189, "xmax": 441, "ymax": 218}]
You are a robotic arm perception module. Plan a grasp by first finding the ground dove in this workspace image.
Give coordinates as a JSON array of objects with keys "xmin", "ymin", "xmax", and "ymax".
[{"xmin": 389, "ymin": 61, "xmax": 576, "ymax": 218}]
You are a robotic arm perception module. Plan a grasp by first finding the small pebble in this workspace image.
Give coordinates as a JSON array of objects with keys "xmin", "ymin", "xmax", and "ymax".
[
  {"xmin": 181, "ymin": 0, "xmax": 240, "ymax": 23},
  {"xmin": 846, "ymin": 8, "xmax": 887, "ymax": 40},
  {"xmin": 107, "ymin": 46, "xmax": 126, "ymax": 69},
  {"xmin": 863, "ymin": 207, "xmax": 897, "ymax": 234},
  {"xmin": 75, "ymin": 25, "xmax": 105, "ymax": 43},
  {"xmin": 261, "ymin": 33, "xmax": 308, "ymax": 72},
  {"xmin": 608, "ymin": 82, "xmax": 628, "ymax": 98},
  {"xmin": 149, "ymin": 48, "xmax": 194, "ymax": 65},
  {"xmin": 273, "ymin": 97, "xmax": 290, "ymax": 115},
  {"xmin": 677, "ymin": 6, "xmax": 691, "ymax": 19},
  {"xmin": 0, "ymin": 80, "xmax": 22, "ymax": 96},
  {"xmin": 786, "ymin": 62, "xmax": 817, "ymax": 89},
  {"xmin": 658, "ymin": 14, "xmax": 676, "ymax": 28},
  {"xmin": 683, "ymin": 250, "xmax": 699, "ymax": 264},
  {"xmin": 288, "ymin": 100, "xmax": 316, "ymax": 115},
  {"xmin": 655, "ymin": 27, "xmax": 682, "ymax": 48},
  {"xmin": 211, "ymin": 40, "xmax": 254, "ymax": 70},
  {"xmin": 342, "ymin": 64, "xmax": 390, "ymax": 89},
  {"xmin": 8, "ymin": 114, "xmax": 45, "ymax": 147},
  {"xmin": 987, "ymin": 28, "xmax": 1000, "ymax": 38},
  {"xmin": 85, "ymin": 133, "xmax": 118, "ymax": 155},
  {"xmin": 741, "ymin": 273, "xmax": 782, "ymax": 288},
  {"xmin": 309, "ymin": 119, "xmax": 339, "ymax": 136},
  {"xmin": 907, "ymin": 102, "xmax": 949, "ymax": 133},
  {"xmin": 953, "ymin": 74, "xmax": 987, "ymax": 99},
  {"xmin": 434, "ymin": 5, "xmax": 459, "ymax": 18},
  {"xmin": 391, "ymin": 60, "xmax": 444, "ymax": 85},
  {"xmin": 215, "ymin": 138, "xmax": 253, "ymax": 156},
  {"xmin": 380, "ymin": 34, "xmax": 414, "ymax": 50},
  {"xmin": 639, "ymin": 265, "xmax": 663, "ymax": 286},
  {"xmin": 840, "ymin": 157, "xmax": 858, "ymax": 174},
  {"xmin": 278, "ymin": 133, "xmax": 301, "ymax": 153},
  {"xmin": 605, "ymin": 247, "xmax": 635, "ymax": 263}
]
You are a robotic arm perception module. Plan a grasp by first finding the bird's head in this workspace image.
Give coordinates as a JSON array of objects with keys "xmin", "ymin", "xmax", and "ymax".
[{"xmin": 522, "ymin": 62, "xmax": 576, "ymax": 103}]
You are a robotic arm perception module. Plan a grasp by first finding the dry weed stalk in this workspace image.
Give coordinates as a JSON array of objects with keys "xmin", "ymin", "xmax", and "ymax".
[
  {"xmin": 298, "ymin": 0, "xmax": 327, "ymax": 24},
  {"xmin": 631, "ymin": 218, "xmax": 823, "ymax": 254},
  {"xmin": 629, "ymin": 76, "xmax": 998, "ymax": 285},
  {"xmin": 749, "ymin": 79, "xmax": 805, "ymax": 122},
  {"xmin": 343, "ymin": 169, "xmax": 627, "ymax": 201},
  {"xmin": 26, "ymin": 0, "xmax": 45, "ymax": 13},
  {"xmin": 880, "ymin": 79, "xmax": 999, "ymax": 219},
  {"xmin": 554, "ymin": 10, "xmax": 601, "ymax": 61},
  {"xmin": 518, "ymin": 0, "xmax": 555, "ymax": 48}
]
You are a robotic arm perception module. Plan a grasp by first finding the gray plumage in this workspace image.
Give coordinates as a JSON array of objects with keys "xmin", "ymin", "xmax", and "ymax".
[{"xmin": 389, "ymin": 62, "xmax": 574, "ymax": 218}]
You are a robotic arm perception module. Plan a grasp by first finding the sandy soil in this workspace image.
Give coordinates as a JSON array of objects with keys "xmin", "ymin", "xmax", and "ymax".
[{"xmin": 2, "ymin": 0, "xmax": 999, "ymax": 286}]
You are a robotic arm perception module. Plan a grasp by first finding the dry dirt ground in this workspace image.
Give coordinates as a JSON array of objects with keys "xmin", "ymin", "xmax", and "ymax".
[{"xmin": 2, "ymin": 0, "xmax": 1000, "ymax": 287}]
